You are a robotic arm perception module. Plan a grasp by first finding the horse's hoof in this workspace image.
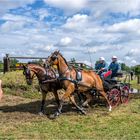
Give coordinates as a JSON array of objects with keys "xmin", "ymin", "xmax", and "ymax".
[
  {"xmin": 82, "ymin": 110, "xmax": 87, "ymax": 115},
  {"xmin": 49, "ymin": 114, "xmax": 57, "ymax": 120},
  {"xmin": 109, "ymin": 105, "xmax": 112, "ymax": 112},
  {"xmin": 38, "ymin": 112, "xmax": 44, "ymax": 116},
  {"xmin": 82, "ymin": 103, "xmax": 89, "ymax": 108},
  {"xmin": 49, "ymin": 112, "xmax": 60, "ymax": 119},
  {"xmin": 79, "ymin": 109, "xmax": 87, "ymax": 115}
]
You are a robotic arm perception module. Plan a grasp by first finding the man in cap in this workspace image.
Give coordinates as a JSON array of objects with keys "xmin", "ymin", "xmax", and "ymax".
[
  {"xmin": 95, "ymin": 57, "xmax": 108, "ymax": 77},
  {"xmin": 108, "ymin": 56, "xmax": 121, "ymax": 79}
]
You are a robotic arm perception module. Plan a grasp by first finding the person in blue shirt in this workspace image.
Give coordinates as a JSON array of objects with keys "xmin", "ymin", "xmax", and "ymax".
[
  {"xmin": 108, "ymin": 56, "xmax": 121, "ymax": 79},
  {"xmin": 95, "ymin": 57, "xmax": 108, "ymax": 77}
]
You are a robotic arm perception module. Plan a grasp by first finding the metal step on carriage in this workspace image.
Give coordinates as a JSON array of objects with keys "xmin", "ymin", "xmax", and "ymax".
[{"xmin": 68, "ymin": 62, "xmax": 130, "ymax": 108}]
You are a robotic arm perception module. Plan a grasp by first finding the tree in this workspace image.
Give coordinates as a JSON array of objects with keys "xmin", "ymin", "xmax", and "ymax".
[
  {"xmin": 120, "ymin": 63, "xmax": 130, "ymax": 72},
  {"xmin": 10, "ymin": 58, "xmax": 19, "ymax": 68},
  {"xmin": 133, "ymin": 65, "xmax": 140, "ymax": 84},
  {"xmin": 71, "ymin": 58, "xmax": 76, "ymax": 63}
]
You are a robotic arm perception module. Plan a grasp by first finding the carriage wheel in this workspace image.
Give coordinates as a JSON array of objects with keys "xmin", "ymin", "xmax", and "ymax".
[
  {"xmin": 121, "ymin": 85, "xmax": 130, "ymax": 104},
  {"xmin": 108, "ymin": 88, "xmax": 121, "ymax": 107}
]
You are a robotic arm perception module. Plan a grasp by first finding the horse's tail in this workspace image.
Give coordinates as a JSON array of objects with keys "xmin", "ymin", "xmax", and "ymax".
[{"xmin": 0, "ymin": 80, "xmax": 3, "ymax": 100}]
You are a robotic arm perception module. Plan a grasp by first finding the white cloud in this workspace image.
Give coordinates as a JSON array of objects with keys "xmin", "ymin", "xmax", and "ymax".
[
  {"xmin": 89, "ymin": 0, "xmax": 140, "ymax": 19},
  {"xmin": 44, "ymin": 0, "xmax": 86, "ymax": 10},
  {"xmin": 1, "ymin": 0, "xmax": 140, "ymax": 66},
  {"xmin": 131, "ymin": 60, "xmax": 137, "ymax": 64},
  {"xmin": 1, "ymin": 21, "xmax": 25, "ymax": 32},
  {"xmin": 107, "ymin": 19, "xmax": 140, "ymax": 33},
  {"xmin": 63, "ymin": 14, "xmax": 89, "ymax": 30},
  {"xmin": 0, "ymin": 0, "xmax": 35, "ymax": 16},
  {"xmin": 60, "ymin": 37, "xmax": 72, "ymax": 46},
  {"xmin": 33, "ymin": 8, "xmax": 49, "ymax": 21},
  {"xmin": 35, "ymin": 44, "xmax": 54, "ymax": 52},
  {"xmin": 125, "ymin": 48, "xmax": 140, "ymax": 57},
  {"xmin": 1, "ymin": 13, "xmax": 33, "ymax": 22}
]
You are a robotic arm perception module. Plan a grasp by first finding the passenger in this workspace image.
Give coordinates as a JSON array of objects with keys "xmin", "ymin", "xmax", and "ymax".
[
  {"xmin": 95, "ymin": 57, "xmax": 108, "ymax": 77},
  {"xmin": 108, "ymin": 56, "xmax": 121, "ymax": 79}
]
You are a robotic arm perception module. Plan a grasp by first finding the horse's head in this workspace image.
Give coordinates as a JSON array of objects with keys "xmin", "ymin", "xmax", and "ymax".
[
  {"xmin": 47, "ymin": 50, "xmax": 60, "ymax": 66},
  {"xmin": 23, "ymin": 64, "xmax": 35, "ymax": 85}
]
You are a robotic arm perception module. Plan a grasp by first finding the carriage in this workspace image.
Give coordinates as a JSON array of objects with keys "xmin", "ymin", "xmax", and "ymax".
[
  {"xmin": 23, "ymin": 51, "xmax": 131, "ymax": 119},
  {"xmin": 69, "ymin": 62, "xmax": 130, "ymax": 108}
]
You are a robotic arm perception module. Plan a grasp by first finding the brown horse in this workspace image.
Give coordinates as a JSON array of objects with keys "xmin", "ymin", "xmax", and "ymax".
[
  {"xmin": 23, "ymin": 64, "xmax": 60, "ymax": 115},
  {"xmin": 47, "ymin": 51, "xmax": 112, "ymax": 118}
]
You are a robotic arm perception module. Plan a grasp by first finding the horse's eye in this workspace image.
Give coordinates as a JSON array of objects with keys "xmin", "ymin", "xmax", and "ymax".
[{"xmin": 51, "ymin": 55, "xmax": 57, "ymax": 61}]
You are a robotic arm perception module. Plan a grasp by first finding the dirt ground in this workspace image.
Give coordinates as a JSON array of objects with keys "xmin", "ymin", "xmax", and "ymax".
[{"xmin": 0, "ymin": 93, "xmax": 108, "ymax": 124}]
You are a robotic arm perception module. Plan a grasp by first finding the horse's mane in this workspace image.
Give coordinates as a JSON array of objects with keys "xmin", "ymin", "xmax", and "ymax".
[
  {"xmin": 28, "ymin": 63, "xmax": 45, "ymax": 71},
  {"xmin": 54, "ymin": 51, "xmax": 69, "ymax": 67}
]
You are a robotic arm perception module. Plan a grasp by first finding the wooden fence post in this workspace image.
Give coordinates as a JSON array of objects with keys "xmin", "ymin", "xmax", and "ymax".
[{"xmin": 3, "ymin": 54, "xmax": 10, "ymax": 73}]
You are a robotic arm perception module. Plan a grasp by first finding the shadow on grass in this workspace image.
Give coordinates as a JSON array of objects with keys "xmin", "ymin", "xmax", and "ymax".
[{"xmin": 0, "ymin": 99, "xmax": 79, "ymax": 117}]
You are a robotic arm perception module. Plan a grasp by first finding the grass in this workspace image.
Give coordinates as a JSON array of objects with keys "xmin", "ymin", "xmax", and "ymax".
[
  {"xmin": 0, "ymin": 71, "xmax": 41, "ymax": 99},
  {"xmin": 0, "ymin": 71, "xmax": 140, "ymax": 139},
  {"xmin": 0, "ymin": 97, "xmax": 140, "ymax": 139},
  {"xmin": 130, "ymin": 78, "xmax": 140, "ymax": 90}
]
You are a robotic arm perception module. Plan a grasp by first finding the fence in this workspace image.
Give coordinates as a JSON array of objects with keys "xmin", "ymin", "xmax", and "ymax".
[{"xmin": 3, "ymin": 54, "xmax": 47, "ymax": 73}]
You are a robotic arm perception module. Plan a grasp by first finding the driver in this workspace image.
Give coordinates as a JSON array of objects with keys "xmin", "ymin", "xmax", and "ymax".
[
  {"xmin": 95, "ymin": 57, "xmax": 108, "ymax": 77},
  {"xmin": 108, "ymin": 56, "xmax": 121, "ymax": 79}
]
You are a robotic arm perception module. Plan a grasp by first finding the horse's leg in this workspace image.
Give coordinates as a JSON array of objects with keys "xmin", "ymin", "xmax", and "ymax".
[
  {"xmin": 69, "ymin": 95, "xmax": 86, "ymax": 115},
  {"xmin": 49, "ymin": 84, "xmax": 75, "ymax": 119},
  {"xmin": 99, "ymin": 90, "xmax": 112, "ymax": 111},
  {"xmin": 82, "ymin": 93, "xmax": 93, "ymax": 108},
  {"xmin": 39, "ymin": 92, "xmax": 47, "ymax": 115},
  {"xmin": 77, "ymin": 92, "xmax": 85, "ymax": 106},
  {"xmin": 53, "ymin": 90, "xmax": 60, "ymax": 107}
]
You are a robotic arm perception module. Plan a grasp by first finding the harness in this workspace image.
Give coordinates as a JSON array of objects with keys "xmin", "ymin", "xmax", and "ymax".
[{"xmin": 39, "ymin": 68, "xmax": 57, "ymax": 84}]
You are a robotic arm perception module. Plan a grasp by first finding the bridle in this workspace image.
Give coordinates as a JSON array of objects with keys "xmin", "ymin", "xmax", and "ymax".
[
  {"xmin": 23, "ymin": 67, "xmax": 36, "ymax": 82},
  {"xmin": 48, "ymin": 51, "xmax": 70, "ymax": 77}
]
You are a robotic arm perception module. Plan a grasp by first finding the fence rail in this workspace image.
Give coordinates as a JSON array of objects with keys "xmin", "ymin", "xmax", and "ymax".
[{"xmin": 3, "ymin": 54, "xmax": 47, "ymax": 73}]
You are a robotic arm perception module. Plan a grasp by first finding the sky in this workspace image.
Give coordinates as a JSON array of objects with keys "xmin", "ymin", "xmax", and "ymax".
[{"xmin": 0, "ymin": 0, "xmax": 140, "ymax": 66}]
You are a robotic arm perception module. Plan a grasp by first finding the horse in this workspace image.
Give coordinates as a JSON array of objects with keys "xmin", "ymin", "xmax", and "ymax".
[
  {"xmin": 0, "ymin": 80, "xmax": 3, "ymax": 100},
  {"xmin": 47, "ymin": 51, "xmax": 112, "ymax": 119},
  {"xmin": 23, "ymin": 63, "xmax": 60, "ymax": 115}
]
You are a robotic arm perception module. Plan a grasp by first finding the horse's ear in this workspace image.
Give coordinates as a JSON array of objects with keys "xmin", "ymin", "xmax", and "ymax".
[{"xmin": 56, "ymin": 50, "xmax": 60, "ymax": 55}]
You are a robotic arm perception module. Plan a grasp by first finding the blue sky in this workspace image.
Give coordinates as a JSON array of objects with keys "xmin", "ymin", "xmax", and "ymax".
[{"xmin": 0, "ymin": 0, "xmax": 140, "ymax": 66}]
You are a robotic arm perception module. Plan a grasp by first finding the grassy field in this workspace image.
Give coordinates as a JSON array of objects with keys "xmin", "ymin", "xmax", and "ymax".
[
  {"xmin": 0, "ymin": 71, "xmax": 140, "ymax": 139},
  {"xmin": 130, "ymin": 78, "xmax": 140, "ymax": 90}
]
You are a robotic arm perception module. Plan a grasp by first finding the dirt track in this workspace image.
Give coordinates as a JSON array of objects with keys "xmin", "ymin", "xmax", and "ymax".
[
  {"xmin": 0, "ymin": 94, "xmax": 84, "ymax": 124},
  {"xmin": 0, "ymin": 94, "xmax": 109, "ymax": 125}
]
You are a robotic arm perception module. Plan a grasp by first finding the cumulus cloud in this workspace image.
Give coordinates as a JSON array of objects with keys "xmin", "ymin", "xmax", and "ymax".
[
  {"xmin": 107, "ymin": 19, "xmax": 140, "ymax": 33},
  {"xmin": 60, "ymin": 37, "xmax": 72, "ymax": 46},
  {"xmin": 0, "ymin": 0, "xmax": 35, "ymax": 16},
  {"xmin": 0, "ymin": 0, "xmax": 140, "ymax": 66},
  {"xmin": 63, "ymin": 14, "xmax": 89, "ymax": 31},
  {"xmin": 44, "ymin": 0, "xmax": 86, "ymax": 10}
]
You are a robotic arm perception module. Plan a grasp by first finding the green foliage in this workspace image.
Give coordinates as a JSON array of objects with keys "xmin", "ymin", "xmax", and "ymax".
[
  {"xmin": 29, "ymin": 59, "xmax": 44, "ymax": 65},
  {"xmin": 70, "ymin": 58, "xmax": 76, "ymax": 63},
  {"xmin": 121, "ymin": 63, "xmax": 130, "ymax": 72},
  {"xmin": 10, "ymin": 58, "xmax": 19, "ymax": 68},
  {"xmin": 0, "ymin": 60, "xmax": 3, "ymax": 72},
  {"xmin": 134, "ymin": 65, "xmax": 140, "ymax": 75},
  {"xmin": 0, "ymin": 71, "xmax": 40, "ymax": 99}
]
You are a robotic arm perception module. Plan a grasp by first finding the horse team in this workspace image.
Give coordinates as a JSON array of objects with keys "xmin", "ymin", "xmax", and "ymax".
[{"xmin": 23, "ymin": 51, "xmax": 113, "ymax": 119}]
